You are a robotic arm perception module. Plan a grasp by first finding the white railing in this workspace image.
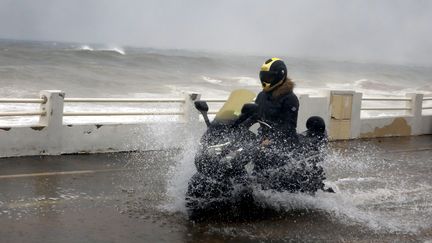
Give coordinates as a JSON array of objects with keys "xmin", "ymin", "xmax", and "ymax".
[
  {"xmin": 0, "ymin": 91, "xmax": 430, "ymax": 122},
  {"xmin": 0, "ymin": 98, "xmax": 46, "ymax": 104},
  {"xmin": 0, "ymin": 91, "xmax": 230, "ymax": 128},
  {"xmin": 0, "ymin": 98, "xmax": 46, "ymax": 117},
  {"xmin": 63, "ymin": 111, "xmax": 184, "ymax": 116},
  {"xmin": 361, "ymin": 107, "xmax": 411, "ymax": 111},
  {"xmin": 63, "ymin": 97, "xmax": 186, "ymax": 117},
  {"xmin": 0, "ymin": 111, "xmax": 46, "ymax": 117},
  {"xmin": 424, "ymin": 96, "xmax": 432, "ymax": 110},
  {"xmin": 362, "ymin": 97, "xmax": 411, "ymax": 101},
  {"xmin": 361, "ymin": 96, "xmax": 412, "ymax": 112},
  {"xmin": 64, "ymin": 98, "xmax": 185, "ymax": 103},
  {"xmin": 62, "ymin": 97, "xmax": 226, "ymax": 116},
  {"xmin": 360, "ymin": 94, "xmax": 432, "ymax": 114},
  {"xmin": 203, "ymin": 99, "xmax": 226, "ymax": 115},
  {"xmin": 203, "ymin": 99, "xmax": 227, "ymax": 103}
]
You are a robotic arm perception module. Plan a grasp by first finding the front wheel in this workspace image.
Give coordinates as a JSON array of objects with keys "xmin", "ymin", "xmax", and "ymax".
[{"xmin": 185, "ymin": 173, "xmax": 233, "ymax": 220}]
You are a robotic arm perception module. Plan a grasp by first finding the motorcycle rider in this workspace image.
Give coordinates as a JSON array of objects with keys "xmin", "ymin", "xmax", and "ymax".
[
  {"xmin": 255, "ymin": 57, "xmax": 299, "ymax": 148},
  {"xmin": 252, "ymin": 57, "xmax": 300, "ymax": 179}
]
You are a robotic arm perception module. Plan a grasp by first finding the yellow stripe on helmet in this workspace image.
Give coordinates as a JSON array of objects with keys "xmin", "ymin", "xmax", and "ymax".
[{"xmin": 260, "ymin": 57, "xmax": 281, "ymax": 71}]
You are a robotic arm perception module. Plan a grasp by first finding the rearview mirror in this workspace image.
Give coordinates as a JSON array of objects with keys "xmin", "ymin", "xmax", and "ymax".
[
  {"xmin": 241, "ymin": 103, "xmax": 258, "ymax": 115},
  {"xmin": 194, "ymin": 101, "xmax": 209, "ymax": 112}
]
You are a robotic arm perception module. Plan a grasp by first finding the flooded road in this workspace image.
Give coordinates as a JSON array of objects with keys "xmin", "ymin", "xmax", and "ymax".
[{"xmin": 1, "ymin": 136, "xmax": 431, "ymax": 242}]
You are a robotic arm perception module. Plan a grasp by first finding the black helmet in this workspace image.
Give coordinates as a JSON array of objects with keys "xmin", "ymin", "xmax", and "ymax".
[
  {"xmin": 259, "ymin": 57, "xmax": 287, "ymax": 92},
  {"xmin": 306, "ymin": 116, "xmax": 326, "ymax": 134}
]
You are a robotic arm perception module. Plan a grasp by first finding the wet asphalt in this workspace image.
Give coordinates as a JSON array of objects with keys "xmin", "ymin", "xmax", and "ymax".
[{"xmin": 0, "ymin": 136, "xmax": 431, "ymax": 242}]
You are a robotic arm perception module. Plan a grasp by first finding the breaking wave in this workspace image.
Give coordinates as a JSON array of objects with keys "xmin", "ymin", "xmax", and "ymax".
[
  {"xmin": 79, "ymin": 45, "xmax": 93, "ymax": 51},
  {"xmin": 76, "ymin": 45, "xmax": 126, "ymax": 55},
  {"xmin": 202, "ymin": 76, "xmax": 222, "ymax": 84}
]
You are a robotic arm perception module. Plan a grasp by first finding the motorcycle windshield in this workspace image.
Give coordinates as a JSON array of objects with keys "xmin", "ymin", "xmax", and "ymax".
[{"xmin": 214, "ymin": 89, "xmax": 256, "ymax": 122}]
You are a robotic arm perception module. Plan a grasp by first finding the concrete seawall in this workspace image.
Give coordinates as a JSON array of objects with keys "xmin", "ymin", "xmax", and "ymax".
[{"xmin": 0, "ymin": 90, "xmax": 431, "ymax": 158}]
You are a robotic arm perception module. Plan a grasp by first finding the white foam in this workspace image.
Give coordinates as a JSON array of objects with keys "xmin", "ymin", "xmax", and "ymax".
[
  {"xmin": 202, "ymin": 76, "xmax": 222, "ymax": 84},
  {"xmin": 76, "ymin": 45, "xmax": 125, "ymax": 55},
  {"xmin": 337, "ymin": 177, "xmax": 380, "ymax": 183},
  {"xmin": 78, "ymin": 45, "xmax": 94, "ymax": 51},
  {"xmin": 164, "ymin": 84, "xmax": 231, "ymax": 98},
  {"xmin": 251, "ymin": 180, "xmax": 430, "ymax": 233},
  {"xmin": 233, "ymin": 76, "xmax": 258, "ymax": 86},
  {"xmin": 101, "ymin": 46, "xmax": 125, "ymax": 55}
]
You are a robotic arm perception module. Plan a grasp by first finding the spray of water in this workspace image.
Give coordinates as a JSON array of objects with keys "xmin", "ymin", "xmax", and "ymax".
[
  {"xmin": 163, "ymin": 119, "xmax": 204, "ymax": 213},
  {"xmin": 111, "ymin": 102, "xmax": 431, "ymax": 234},
  {"xmin": 303, "ymin": 144, "xmax": 432, "ymax": 233},
  {"xmin": 159, "ymin": 123, "xmax": 431, "ymax": 233}
]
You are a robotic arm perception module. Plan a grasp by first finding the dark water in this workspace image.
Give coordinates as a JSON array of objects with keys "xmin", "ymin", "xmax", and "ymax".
[
  {"xmin": 1, "ymin": 39, "xmax": 431, "ymax": 99},
  {"xmin": 1, "ymin": 39, "xmax": 431, "ymax": 126},
  {"xmin": 1, "ymin": 136, "xmax": 431, "ymax": 242}
]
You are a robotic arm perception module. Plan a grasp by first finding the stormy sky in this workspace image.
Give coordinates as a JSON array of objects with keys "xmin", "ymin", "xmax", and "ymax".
[{"xmin": 0, "ymin": 0, "xmax": 431, "ymax": 65}]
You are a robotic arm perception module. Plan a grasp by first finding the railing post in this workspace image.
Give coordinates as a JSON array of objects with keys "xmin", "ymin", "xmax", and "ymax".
[
  {"xmin": 183, "ymin": 93, "xmax": 201, "ymax": 124},
  {"xmin": 406, "ymin": 93, "xmax": 423, "ymax": 135},
  {"xmin": 39, "ymin": 90, "xmax": 65, "ymax": 155}
]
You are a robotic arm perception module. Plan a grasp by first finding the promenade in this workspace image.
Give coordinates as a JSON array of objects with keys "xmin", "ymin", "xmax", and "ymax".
[{"xmin": 1, "ymin": 136, "xmax": 431, "ymax": 242}]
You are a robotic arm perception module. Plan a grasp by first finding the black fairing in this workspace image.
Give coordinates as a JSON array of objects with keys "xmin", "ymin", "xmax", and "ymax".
[{"xmin": 194, "ymin": 120, "xmax": 257, "ymax": 179}]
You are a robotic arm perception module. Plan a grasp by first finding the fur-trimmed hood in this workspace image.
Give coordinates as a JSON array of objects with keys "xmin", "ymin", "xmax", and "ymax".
[{"xmin": 272, "ymin": 78, "xmax": 295, "ymax": 99}]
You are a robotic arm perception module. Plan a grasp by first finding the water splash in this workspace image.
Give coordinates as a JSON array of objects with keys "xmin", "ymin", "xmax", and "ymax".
[
  {"xmin": 163, "ymin": 120, "xmax": 204, "ymax": 213},
  {"xmin": 160, "ymin": 129, "xmax": 432, "ymax": 233},
  {"xmin": 302, "ymin": 144, "xmax": 432, "ymax": 233}
]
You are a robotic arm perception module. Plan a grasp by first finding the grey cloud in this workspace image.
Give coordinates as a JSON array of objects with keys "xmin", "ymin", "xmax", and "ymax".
[{"xmin": 0, "ymin": 0, "xmax": 431, "ymax": 65}]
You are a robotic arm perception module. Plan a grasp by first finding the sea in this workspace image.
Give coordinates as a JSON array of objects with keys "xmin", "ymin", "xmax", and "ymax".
[
  {"xmin": 1, "ymin": 39, "xmax": 431, "ymax": 98},
  {"xmin": 1, "ymin": 39, "xmax": 431, "ymax": 125}
]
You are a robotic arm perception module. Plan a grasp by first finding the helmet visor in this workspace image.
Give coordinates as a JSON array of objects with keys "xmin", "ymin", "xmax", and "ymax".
[{"xmin": 259, "ymin": 71, "xmax": 278, "ymax": 85}]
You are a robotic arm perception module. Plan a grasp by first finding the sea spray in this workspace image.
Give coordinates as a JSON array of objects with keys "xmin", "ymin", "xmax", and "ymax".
[
  {"xmin": 290, "ymin": 143, "xmax": 432, "ymax": 233},
  {"xmin": 116, "ymin": 119, "xmax": 204, "ymax": 220},
  {"xmin": 163, "ymin": 130, "xmax": 431, "ymax": 233},
  {"xmin": 162, "ymin": 112, "xmax": 206, "ymax": 213}
]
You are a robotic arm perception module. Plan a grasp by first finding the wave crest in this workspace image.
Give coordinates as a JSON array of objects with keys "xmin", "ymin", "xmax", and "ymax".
[
  {"xmin": 78, "ymin": 45, "xmax": 94, "ymax": 51},
  {"xmin": 76, "ymin": 45, "xmax": 125, "ymax": 55}
]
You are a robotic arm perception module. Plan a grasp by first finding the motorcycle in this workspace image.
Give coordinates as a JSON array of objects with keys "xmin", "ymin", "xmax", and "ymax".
[{"xmin": 185, "ymin": 89, "xmax": 332, "ymax": 220}]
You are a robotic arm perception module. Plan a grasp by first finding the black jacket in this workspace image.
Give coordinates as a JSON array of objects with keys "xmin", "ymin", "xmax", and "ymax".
[{"xmin": 255, "ymin": 81, "xmax": 299, "ymax": 143}]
